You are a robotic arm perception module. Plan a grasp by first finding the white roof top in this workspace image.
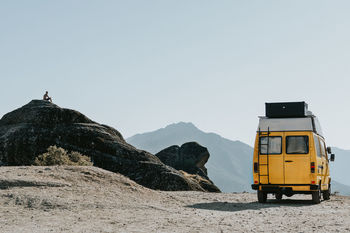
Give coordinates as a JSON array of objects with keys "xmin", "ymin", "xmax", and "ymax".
[{"xmin": 258, "ymin": 116, "xmax": 324, "ymax": 137}]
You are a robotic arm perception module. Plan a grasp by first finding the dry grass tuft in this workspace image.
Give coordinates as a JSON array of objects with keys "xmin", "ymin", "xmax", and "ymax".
[
  {"xmin": 34, "ymin": 146, "xmax": 92, "ymax": 166},
  {"xmin": 180, "ymin": 170, "xmax": 208, "ymax": 183}
]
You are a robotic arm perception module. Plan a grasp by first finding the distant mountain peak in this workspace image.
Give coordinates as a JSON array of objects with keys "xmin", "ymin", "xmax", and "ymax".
[{"xmin": 164, "ymin": 122, "xmax": 198, "ymax": 130}]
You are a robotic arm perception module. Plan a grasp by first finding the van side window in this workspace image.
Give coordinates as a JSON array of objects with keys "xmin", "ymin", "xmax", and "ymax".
[
  {"xmin": 286, "ymin": 136, "xmax": 309, "ymax": 154},
  {"xmin": 319, "ymin": 139, "xmax": 326, "ymax": 158},
  {"xmin": 259, "ymin": 136, "xmax": 282, "ymax": 154},
  {"xmin": 313, "ymin": 135, "xmax": 322, "ymax": 158}
]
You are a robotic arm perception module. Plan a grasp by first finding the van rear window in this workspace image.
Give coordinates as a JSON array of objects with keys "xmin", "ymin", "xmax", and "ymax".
[
  {"xmin": 259, "ymin": 136, "xmax": 282, "ymax": 154},
  {"xmin": 286, "ymin": 136, "xmax": 309, "ymax": 154}
]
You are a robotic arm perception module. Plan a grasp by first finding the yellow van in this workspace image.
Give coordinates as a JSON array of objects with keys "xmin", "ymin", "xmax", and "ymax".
[{"xmin": 251, "ymin": 102, "xmax": 335, "ymax": 204}]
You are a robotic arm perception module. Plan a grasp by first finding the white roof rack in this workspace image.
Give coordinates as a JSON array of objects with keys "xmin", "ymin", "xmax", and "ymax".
[{"xmin": 257, "ymin": 116, "xmax": 324, "ymax": 138}]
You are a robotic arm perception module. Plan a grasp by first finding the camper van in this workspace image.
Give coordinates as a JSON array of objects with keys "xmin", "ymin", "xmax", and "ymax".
[{"xmin": 251, "ymin": 102, "xmax": 335, "ymax": 204}]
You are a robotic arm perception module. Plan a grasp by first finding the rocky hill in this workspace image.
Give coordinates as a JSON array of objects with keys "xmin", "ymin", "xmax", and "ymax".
[
  {"xmin": 0, "ymin": 100, "xmax": 217, "ymax": 192},
  {"xmin": 155, "ymin": 142, "xmax": 220, "ymax": 192},
  {"xmin": 156, "ymin": 142, "xmax": 210, "ymax": 179}
]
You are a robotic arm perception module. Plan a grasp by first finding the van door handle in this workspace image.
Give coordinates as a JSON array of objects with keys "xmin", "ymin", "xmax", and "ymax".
[{"xmin": 285, "ymin": 160, "xmax": 293, "ymax": 163}]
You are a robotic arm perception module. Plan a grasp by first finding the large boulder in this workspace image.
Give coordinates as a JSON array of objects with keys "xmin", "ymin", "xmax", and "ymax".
[
  {"xmin": 155, "ymin": 142, "xmax": 220, "ymax": 192},
  {"xmin": 0, "ymin": 100, "xmax": 213, "ymax": 192}
]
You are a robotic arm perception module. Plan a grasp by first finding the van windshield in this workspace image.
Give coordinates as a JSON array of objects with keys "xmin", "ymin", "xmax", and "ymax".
[
  {"xmin": 286, "ymin": 136, "xmax": 309, "ymax": 154},
  {"xmin": 259, "ymin": 136, "xmax": 282, "ymax": 154}
]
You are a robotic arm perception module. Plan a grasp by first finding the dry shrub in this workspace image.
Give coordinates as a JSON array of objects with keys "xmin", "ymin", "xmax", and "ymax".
[
  {"xmin": 180, "ymin": 170, "xmax": 208, "ymax": 183},
  {"xmin": 34, "ymin": 146, "xmax": 92, "ymax": 166}
]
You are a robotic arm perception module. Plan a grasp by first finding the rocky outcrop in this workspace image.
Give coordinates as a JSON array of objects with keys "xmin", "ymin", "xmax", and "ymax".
[
  {"xmin": 155, "ymin": 142, "xmax": 220, "ymax": 192},
  {"xmin": 0, "ymin": 100, "xmax": 215, "ymax": 192}
]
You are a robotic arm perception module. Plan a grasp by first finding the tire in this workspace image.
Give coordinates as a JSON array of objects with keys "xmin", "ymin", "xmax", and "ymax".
[
  {"xmin": 275, "ymin": 193, "xmax": 283, "ymax": 200},
  {"xmin": 257, "ymin": 191, "xmax": 267, "ymax": 203},
  {"xmin": 323, "ymin": 184, "xmax": 331, "ymax": 201},
  {"xmin": 312, "ymin": 188, "xmax": 321, "ymax": 204}
]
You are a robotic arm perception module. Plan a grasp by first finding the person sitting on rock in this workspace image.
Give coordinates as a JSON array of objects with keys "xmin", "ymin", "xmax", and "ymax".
[{"xmin": 43, "ymin": 91, "xmax": 52, "ymax": 102}]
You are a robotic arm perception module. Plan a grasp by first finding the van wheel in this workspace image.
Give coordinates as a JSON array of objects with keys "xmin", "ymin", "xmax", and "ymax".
[
  {"xmin": 257, "ymin": 191, "xmax": 267, "ymax": 203},
  {"xmin": 312, "ymin": 189, "xmax": 321, "ymax": 204},
  {"xmin": 323, "ymin": 184, "xmax": 331, "ymax": 200},
  {"xmin": 275, "ymin": 193, "xmax": 283, "ymax": 200}
]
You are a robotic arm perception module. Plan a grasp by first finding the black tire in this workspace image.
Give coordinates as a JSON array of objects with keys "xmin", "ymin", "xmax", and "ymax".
[
  {"xmin": 257, "ymin": 191, "xmax": 267, "ymax": 203},
  {"xmin": 312, "ymin": 188, "xmax": 321, "ymax": 204},
  {"xmin": 323, "ymin": 184, "xmax": 331, "ymax": 200},
  {"xmin": 275, "ymin": 193, "xmax": 283, "ymax": 200}
]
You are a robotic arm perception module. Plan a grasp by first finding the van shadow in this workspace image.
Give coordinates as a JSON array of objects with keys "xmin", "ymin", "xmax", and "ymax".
[{"xmin": 186, "ymin": 199, "xmax": 315, "ymax": 212}]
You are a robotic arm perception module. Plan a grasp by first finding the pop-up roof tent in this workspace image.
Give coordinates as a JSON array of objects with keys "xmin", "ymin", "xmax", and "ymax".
[{"xmin": 257, "ymin": 102, "xmax": 324, "ymax": 138}]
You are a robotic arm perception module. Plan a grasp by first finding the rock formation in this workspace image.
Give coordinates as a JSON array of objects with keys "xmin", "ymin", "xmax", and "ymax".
[
  {"xmin": 0, "ymin": 100, "xmax": 218, "ymax": 192},
  {"xmin": 155, "ymin": 142, "xmax": 220, "ymax": 192}
]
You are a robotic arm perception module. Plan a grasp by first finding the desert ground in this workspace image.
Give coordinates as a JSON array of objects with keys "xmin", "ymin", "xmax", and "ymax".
[{"xmin": 0, "ymin": 166, "xmax": 349, "ymax": 233}]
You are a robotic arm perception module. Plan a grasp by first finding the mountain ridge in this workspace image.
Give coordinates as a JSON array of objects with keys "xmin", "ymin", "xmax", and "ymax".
[
  {"xmin": 127, "ymin": 121, "xmax": 253, "ymax": 192},
  {"xmin": 128, "ymin": 122, "xmax": 250, "ymax": 154}
]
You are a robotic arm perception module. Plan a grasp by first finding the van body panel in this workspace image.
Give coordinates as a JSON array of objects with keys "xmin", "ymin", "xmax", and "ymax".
[
  {"xmin": 292, "ymin": 186, "xmax": 310, "ymax": 191},
  {"xmin": 284, "ymin": 154, "xmax": 310, "ymax": 184},
  {"xmin": 268, "ymin": 155, "xmax": 284, "ymax": 184}
]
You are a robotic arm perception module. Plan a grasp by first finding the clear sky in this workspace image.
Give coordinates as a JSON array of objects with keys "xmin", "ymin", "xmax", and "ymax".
[{"xmin": 1, "ymin": 1, "xmax": 350, "ymax": 149}]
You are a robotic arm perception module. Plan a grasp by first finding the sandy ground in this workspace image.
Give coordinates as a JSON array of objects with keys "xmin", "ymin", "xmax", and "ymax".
[{"xmin": 0, "ymin": 166, "xmax": 349, "ymax": 233}]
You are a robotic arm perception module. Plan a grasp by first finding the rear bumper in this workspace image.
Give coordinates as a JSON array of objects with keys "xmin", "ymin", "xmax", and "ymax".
[{"xmin": 251, "ymin": 184, "xmax": 319, "ymax": 193}]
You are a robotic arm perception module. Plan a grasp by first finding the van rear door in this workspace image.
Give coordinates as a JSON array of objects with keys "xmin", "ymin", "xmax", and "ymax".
[
  {"xmin": 284, "ymin": 133, "xmax": 311, "ymax": 184},
  {"xmin": 258, "ymin": 132, "xmax": 284, "ymax": 184}
]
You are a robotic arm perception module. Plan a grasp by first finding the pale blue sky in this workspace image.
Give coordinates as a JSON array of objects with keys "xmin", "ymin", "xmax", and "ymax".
[{"xmin": 1, "ymin": 1, "xmax": 350, "ymax": 149}]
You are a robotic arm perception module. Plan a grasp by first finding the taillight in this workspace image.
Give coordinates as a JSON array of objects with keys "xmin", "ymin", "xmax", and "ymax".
[
  {"xmin": 254, "ymin": 162, "xmax": 259, "ymax": 173},
  {"xmin": 311, "ymin": 162, "xmax": 315, "ymax": 173}
]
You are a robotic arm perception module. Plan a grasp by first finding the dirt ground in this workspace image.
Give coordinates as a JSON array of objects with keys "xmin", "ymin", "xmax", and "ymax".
[{"xmin": 1, "ymin": 166, "xmax": 349, "ymax": 233}]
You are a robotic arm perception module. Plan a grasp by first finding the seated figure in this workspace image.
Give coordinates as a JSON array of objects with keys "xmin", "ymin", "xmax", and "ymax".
[{"xmin": 43, "ymin": 91, "xmax": 52, "ymax": 102}]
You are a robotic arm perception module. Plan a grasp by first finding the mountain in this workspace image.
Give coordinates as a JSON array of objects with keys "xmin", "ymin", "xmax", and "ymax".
[
  {"xmin": 127, "ymin": 122, "xmax": 253, "ymax": 192},
  {"xmin": 332, "ymin": 180, "xmax": 350, "ymax": 196},
  {"xmin": 330, "ymin": 147, "xmax": 350, "ymax": 187}
]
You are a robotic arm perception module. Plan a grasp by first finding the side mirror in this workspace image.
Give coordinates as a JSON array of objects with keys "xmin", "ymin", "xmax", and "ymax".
[
  {"xmin": 327, "ymin": 147, "xmax": 332, "ymax": 154},
  {"xmin": 330, "ymin": 154, "xmax": 335, "ymax": 162}
]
